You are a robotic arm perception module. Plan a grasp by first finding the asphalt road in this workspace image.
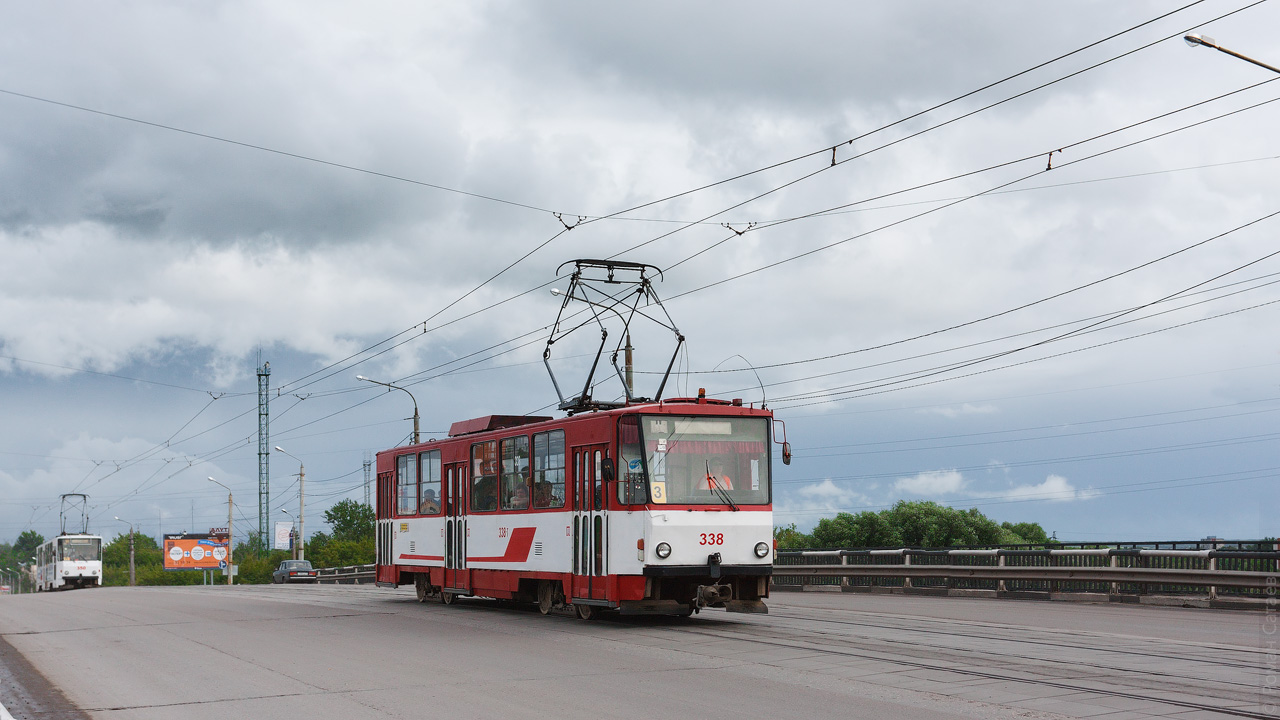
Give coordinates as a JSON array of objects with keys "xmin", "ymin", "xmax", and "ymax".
[{"xmin": 0, "ymin": 585, "xmax": 1273, "ymax": 719}]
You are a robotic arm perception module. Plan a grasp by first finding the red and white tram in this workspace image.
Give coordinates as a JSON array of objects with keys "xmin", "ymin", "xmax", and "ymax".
[{"xmin": 374, "ymin": 392, "xmax": 776, "ymax": 617}]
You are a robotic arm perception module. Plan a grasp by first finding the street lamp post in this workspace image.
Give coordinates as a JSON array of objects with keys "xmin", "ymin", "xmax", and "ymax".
[
  {"xmin": 274, "ymin": 447, "xmax": 306, "ymax": 562},
  {"xmin": 281, "ymin": 508, "xmax": 296, "ymax": 560},
  {"xmin": 356, "ymin": 375, "xmax": 420, "ymax": 445},
  {"xmin": 1185, "ymin": 34, "xmax": 1280, "ymax": 75},
  {"xmin": 114, "ymin": 517, "xmax": 135, "ymax": 586},
  {"xmin": 207, "ymin": 477, "xmax": 234, "ymax": 586},
  {"xmin": 16, "ymin": 561, "xmax": 30, "ymax": 594}
]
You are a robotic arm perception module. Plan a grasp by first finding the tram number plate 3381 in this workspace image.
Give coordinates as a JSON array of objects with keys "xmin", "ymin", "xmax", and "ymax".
[{"xmin": 699, "ymin": 533, "xmax": 724, "ymax": 546}]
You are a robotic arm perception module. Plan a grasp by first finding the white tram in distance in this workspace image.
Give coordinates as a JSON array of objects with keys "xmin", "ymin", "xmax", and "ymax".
[
  {"xmin": 35, "ymin": 534, "xmax": 103, "ymax": 591},
  {"xmin": 375, "ymin": 393, "xmax": 779, "ymax": 617}
]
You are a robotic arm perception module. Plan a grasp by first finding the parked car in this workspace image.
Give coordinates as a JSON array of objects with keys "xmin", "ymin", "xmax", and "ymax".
[{"xmin": 273, "ymin": 559, "xmax": 318, "ymax": 584}]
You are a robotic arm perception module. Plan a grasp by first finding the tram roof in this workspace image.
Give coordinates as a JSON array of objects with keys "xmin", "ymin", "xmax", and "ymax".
[{"xmin": 433, "ymin": 396, "xmax": 770, "ymax": 440}]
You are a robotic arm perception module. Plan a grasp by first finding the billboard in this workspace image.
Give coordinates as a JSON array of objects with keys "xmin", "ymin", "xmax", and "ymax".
[
  {"xmin": 163, "ymin": 534, "xmax": 229, "ymax": 571},
  {"xmin": 273, "ymin": 521, "xmax": 293, "ymax": 551}
]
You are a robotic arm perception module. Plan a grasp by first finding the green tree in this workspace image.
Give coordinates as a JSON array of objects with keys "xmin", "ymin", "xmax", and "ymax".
[
  {"xmin": 307, "ymin": 533, "xmax": 374, "ymax": 568},
  {"xmin": 1000, "ymin": 521, "xmax": 1048, "ymax": 544},
  {"xmin": 15, "ymin": 530, "xmax": 44, "ymax": 560},
  {"xmin": 773, "ymin": 523, "xmax": 811, "ymax": 549},
  {"xmin": 324, "ymin": 500, "xmax": 374, "ymax": 543},
  {"xmin": 299, "ymin": 500, "xmax": 375, "ymax": 568},
  {"xmin": 881, "ymin": 501, "xmax": 1004, "ymax": 548},
  {"xmin": 810, "ymin": 511, "xmax": 903, "ymax": 548}
]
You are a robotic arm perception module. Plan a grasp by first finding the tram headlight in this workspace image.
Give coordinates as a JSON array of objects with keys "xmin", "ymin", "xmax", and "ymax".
[
  {"xmin": 655, "ymin": 542, "xmax": 672, "ymax": 559},
  {"xmin": 754, "ymin": 542, "xmax": 770, "ymax": 558}
]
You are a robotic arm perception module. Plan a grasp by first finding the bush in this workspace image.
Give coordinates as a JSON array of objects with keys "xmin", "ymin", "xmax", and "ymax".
[{"xmin": 787, "ymin": 503, "xmax": 1050, "ymax": 549}]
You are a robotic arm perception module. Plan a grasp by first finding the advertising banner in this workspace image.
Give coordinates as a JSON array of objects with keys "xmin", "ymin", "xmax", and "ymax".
[
  {"xmin": 273, "ymin": 521, "xmax": 293, "ymax": 551},
  {"xmin": 163, "ymin": 534, "xmax": 229, "ymax": 571}
]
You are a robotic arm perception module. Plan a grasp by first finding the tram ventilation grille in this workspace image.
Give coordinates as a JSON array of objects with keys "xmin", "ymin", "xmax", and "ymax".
[
  {"xmin": 534, "ymin": 542, "xmax": 543, "ymax": 556},
  {"xmin": 409, "ymin": 541, "xmax": 416, "ymax": 553}
]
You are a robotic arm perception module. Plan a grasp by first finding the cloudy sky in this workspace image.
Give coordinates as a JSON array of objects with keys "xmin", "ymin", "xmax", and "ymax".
[{"xmin": 2, "ymin": 1, "xmax": 1277, "ymax": 548}]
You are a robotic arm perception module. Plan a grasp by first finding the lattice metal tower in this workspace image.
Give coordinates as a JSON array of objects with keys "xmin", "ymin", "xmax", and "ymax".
[
  {"xmin": 257, "ymin": 361, "xmax": 271, "ymax": 545},
  {"xmin": 363, "ymin": 451, "xmax": 372, "ymax": 508}
]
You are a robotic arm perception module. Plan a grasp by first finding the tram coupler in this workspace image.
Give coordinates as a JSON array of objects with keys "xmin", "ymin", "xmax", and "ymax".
[{"xmin": 694, "ymin": 583, "xmax": 733, "ymax": 608}]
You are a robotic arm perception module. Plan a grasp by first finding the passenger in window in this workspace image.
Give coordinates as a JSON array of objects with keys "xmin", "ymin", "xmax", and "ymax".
[
  {"xmin": 508, "ymin": 482, "xmax": 530, "ymax": 510},
  {"xmin": 534, "ymin": 482, "xmax": 552, "ymax": 508},
  {"xmin": 421, "ymin": 488, "xmax": 440, "ymax": 514},
  {"xmin": 475, "ymin": 478, "xmax": 498, "ymax": 512},
  {"xmin": 704, "ymin": 458, "xmax": 734, "ymax": 491}
]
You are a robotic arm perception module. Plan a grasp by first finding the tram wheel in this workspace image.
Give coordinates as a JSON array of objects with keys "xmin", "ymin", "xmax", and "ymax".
[
  {"xmin": 440, "ymin": 590, "xmax": 455, "ymax": 605},
  {"xmin": 537, "ymin": 581, "xmax": 553, "ymax": 615},
  {"xmin": 574, "ymin": 603, "xmax": 594, "ymax": 620},
  {"xmin": 414, "ymin": 575, "xmax": 430, "ymax": 603}
]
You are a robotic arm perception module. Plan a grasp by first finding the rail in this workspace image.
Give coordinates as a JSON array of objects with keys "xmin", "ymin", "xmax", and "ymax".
[
  {"xmin": 315, "ymin": 564, "xmax": 376, "ymax": 584},
  {"xmin": 773, "ymin": 547, "xmax": 1280, "ymax": 606}
]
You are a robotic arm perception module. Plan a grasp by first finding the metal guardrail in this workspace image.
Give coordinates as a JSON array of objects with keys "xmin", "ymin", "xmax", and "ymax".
[
  {"xmin": 773, "ymin": 547, "xmax": 1280, "ymax": 603},
  {"xmin": 316, "ymin": 564, "xmax": 375, "ymax": 584}
]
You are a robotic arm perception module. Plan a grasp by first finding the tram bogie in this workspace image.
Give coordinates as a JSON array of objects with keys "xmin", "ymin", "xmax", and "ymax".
[{"xmin": 375, "ymin": 397, "xmax": 776, "ymax": 617}]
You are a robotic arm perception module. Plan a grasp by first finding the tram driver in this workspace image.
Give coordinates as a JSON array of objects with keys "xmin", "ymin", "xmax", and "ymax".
[{"xmin": 704, "ymin": 457, "xmax": 734, "ymax": 492}]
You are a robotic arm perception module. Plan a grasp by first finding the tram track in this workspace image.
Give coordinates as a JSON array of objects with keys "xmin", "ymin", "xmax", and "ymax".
[
  {"xmin": 765, "ymin": 606, "xmax": 1263, "ymax": 676},
  {"xmin": 665, "ymin": 610, "xmax": 1268, "ymax": 719}
]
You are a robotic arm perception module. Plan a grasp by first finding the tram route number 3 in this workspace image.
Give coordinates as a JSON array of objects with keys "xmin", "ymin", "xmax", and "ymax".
[{"xmin": 699, "ymin": 533, "xmax": 724, "ymax": 546}]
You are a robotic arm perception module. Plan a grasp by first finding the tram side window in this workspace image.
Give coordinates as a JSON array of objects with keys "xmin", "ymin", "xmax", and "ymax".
[
  {"xmin": 617, "ymin": 416, "xmax": 646, "ymax": 504},
  {"xmin": 532, "ymin": 430, "xmax": 565, "ymax": 509},
  {"xmin": 500, "ymin": 436, "xmax": 530, "ymax": 510},
  {"xmin": 471, "ymin": 440, "xmax": 499, "ymax": 512},
  {"xmin": 396, "ymin": 454, "xmax": 418, "ymax": 515},
  {"xmin": 419, "ymin": 450, "xmax": 441, "ymax": 514}
]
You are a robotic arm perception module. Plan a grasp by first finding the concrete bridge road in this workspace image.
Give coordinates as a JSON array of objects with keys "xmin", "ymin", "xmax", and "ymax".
[{"xmin": 0, "ymin": 585, "xmax": 1272, "ymax": 719}]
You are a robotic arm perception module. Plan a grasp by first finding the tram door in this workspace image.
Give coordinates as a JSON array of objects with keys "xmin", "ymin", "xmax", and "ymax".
[
  {"xmin": 444, "ymin": 462, "xmax": 469, "ymax": 592},
  {"xmin": 375, "ymin": 471, "xmax": 397, "ymax": 585},
  {"xmin": 571, "ymin": 444, "xmax": 609, "ymax": 601}
]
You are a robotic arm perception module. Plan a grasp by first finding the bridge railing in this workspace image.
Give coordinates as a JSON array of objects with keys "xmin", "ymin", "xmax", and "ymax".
[
  {"xmin": 315, "ymin": 564, "xmax": 375, "ymax": 584},
  {"xmin": 773, "ymin": 544, "xmax": 1280, "ymax": 603}
]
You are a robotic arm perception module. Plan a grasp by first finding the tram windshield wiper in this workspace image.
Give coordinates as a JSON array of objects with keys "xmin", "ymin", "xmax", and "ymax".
[{"xmin": 705, "ymin": 460, "xmax": 739, "ymax": 511}]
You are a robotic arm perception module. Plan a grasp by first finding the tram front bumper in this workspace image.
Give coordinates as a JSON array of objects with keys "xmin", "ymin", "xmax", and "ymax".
[{"xmin": 641, "ymin": 564, "xmax": 771, "ymax": 577}]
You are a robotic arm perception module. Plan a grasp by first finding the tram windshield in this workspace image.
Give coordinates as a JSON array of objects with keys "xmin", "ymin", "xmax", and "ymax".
[
  {"xmin": 58, "ymin": 537, "xmax": 101, "ymax": 562},
  {"xmin": 622, "ymin": 415, "xmax": 770, "ymax": 506}
]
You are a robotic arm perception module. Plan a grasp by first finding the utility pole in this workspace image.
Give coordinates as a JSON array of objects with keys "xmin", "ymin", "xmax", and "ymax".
[
  {"xmin": 282, "ymin": 509, "xmax": 296, "ymax": 560},
  {"xmin": 114, "ymin": 517, "xmax": 135, "ymax": 586},
  {"xmin": 207, "ymin": 478, "xmax": 234, "ymax": 585},
  {"xmin": 275, "ymin": 447, "xmax": 306, "ymax": 562},
  {"xmin": 257, "ymin": 361, "xmax": 271, "ymax": 547}
]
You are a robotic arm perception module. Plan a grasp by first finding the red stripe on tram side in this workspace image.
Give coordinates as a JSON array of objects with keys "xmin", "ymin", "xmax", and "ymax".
[
  {"xmin": 467, "ymin": 527, "xmax": 537, "ymax": 563},
  {"xmin": 398, "ymin": 554, "xmax": 445, "ymax": 561}
]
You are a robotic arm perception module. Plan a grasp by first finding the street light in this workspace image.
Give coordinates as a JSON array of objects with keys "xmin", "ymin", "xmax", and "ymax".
[
  {"xmin": 356, "ymin": 375, "xmax": 420, "ymax": 445},
  {"xmin": 207, "ymin": 477, "xmax": 234, "ymax": 586},
  {"xmin": 15, "ymin": 560, "xmax": 31, "ymax": 594},
  {"xmin": 114, "ymin": 516, "xmax": 136, "ymax": 587},
  {"xmin": 1184, "ymin": 33, "xmax": 1280, "ymax": 75},
  {"xmin": 281, "ymin": 508, "xmax": 296, "ymax": 560},
  {"xmin": 274, "ymin": 447, "xmax": 307, "ymax": 562}
]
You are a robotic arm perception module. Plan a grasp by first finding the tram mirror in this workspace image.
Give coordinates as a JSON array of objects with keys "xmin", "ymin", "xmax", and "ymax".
[
  {"xmin": 782, "ymin": 442, "xmax": 792, "ymax": 465},
  {"xmin": 601, "ymin": 458, "xmax": 616, "ymax": 482}
]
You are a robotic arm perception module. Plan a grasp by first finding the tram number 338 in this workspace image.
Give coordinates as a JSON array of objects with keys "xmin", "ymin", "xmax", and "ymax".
[{"xmin": 699, "ymin": 533, "xmax": 724, "ymax": 546}]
